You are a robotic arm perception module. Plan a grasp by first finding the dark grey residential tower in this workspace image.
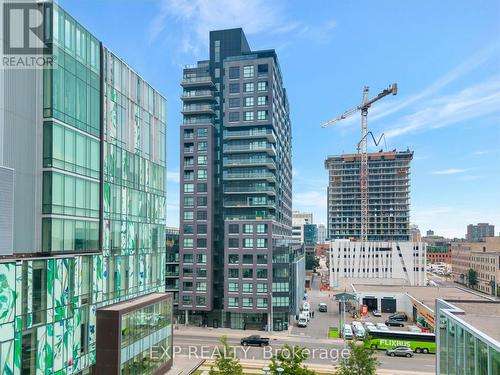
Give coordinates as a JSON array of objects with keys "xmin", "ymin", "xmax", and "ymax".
[{"xmin": 179, "ymin": 29, "xmax": 296, "ymax": 331}]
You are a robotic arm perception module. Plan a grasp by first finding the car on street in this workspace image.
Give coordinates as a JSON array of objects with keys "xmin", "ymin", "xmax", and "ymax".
[
  {"xmin": 318, "ymin": 303, "xmax": 328, "ymax": 312},
  {"xmin": 372, "ymin": 310, "xmax": 382, "ymax": 317},
  {"xmin": 385, "ymin": 319, "xmax": 405, "ymax": 327},
  {"xmin": 343, "ymin": 324, "xmax": 353, "ymax": 340},
  {"xmin": 386, "ymin": 346, "xmax": 414, "ymax": 358},
  {"xmin": 297, "ymin": 317, "xmax": 308, "ymax": 328},
  {"xmin": 388, "ymin": 313, "xmax": 408, "ymax": 321},
  {"xmin": 240, "ymin": 335, "xmax": 270, "ymax": 347}
]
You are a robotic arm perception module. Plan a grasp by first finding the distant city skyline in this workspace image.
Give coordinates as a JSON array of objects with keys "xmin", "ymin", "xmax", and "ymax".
[{"xmin": 59, "ymin": 0, "xmax": 500, "ymax": 238}]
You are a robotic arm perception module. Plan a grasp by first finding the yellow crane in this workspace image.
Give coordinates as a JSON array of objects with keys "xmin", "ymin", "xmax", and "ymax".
[{"xmin": 322, "ymin": 83, "xmax": 398, "ymax": 243}]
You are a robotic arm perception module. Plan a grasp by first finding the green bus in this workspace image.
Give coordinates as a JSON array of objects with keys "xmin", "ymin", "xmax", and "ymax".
[{"xmin": 364, "ymin": 328, "xmax": 436, "ymax": 354}]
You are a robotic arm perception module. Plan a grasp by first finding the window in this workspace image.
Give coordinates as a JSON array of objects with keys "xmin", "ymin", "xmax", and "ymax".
[
  {"xmin": 244, "ymin": 82, "xmax": 254, "ymax": 92},
  {"xmin": 184, "ymin": 183, "xmax": 194, "ymax": 193},
  {"xmin": 197, "ymin": 224, "xmax": 207, "ymax": 234},
  {"xmin": 243, "ymin": 254, "xmax": 253, "ymax": 264},
  {"xmin": 228, "ymin": 283, "xmax": 239, "ymax": 292},
  {"xmin": 184, "ymin": 143, "xmax": 194, "ymax": 153},
  {"xmin": 257, "ymin": 81, "xmax": 268, "ymax": 91},
  {"xmin": 256, "ymin": 268, "xmax": 268, "ymax": 279},
  {"xmin": 228, "ymin": 112, "xmax": 240, "ymax": 122},
  {"xmin": 197, "ymin": 254, "xmax": 207, "ymax": 263},
  {"xmin": 184, "ymin": 197, "xmax": 194, "ymax": 208},
  {"xmin": 256, "ymin": 238, "xmax": 267, "ymax": 248},
  {"xmin": 229, "ymin": 98, "xmax": 240, "ymax": 108},
  {"xmin": 273, "ymin": 296, "xmax": 289, "ymax": 307},
  {"xmin": 183, "ymin": 254, "xmax": 193, "ymax": 263},
  {"xmin": 257, "ymin": 110, "xmax": 268, "ymax": 121},
  {"xmin": 272, "ymin": 282, "xmax": 289, "ymax": 292},
  {"xmin": 183, "ymin": 224, "xmax": 193, "ymax": 234},
  {"xmin": 196, "ymin": 282, "xmax": 207, "ymax": 292},
  {"xmin": 184, "ymin": 157, "xmax": 194, "ymax": 166},
  {"xmin": 197, "ymin": 128, "xmax": 208, "ymax": 138},
  {"xmin": 257, "ymin": 298, "xmax": 268, "ymax": 308},
  {"xmin": 243, "ymin": 224, "xmax": 253, "ymax": 233},
  {"xmin": 182, "ymin": 296, "xmax": 192, "ymax": 305},
  {"xmin": 229, "ymin": 66, "xmax": 240, "ymax": 79},
  {"xmin": 256, "ymin": 224, "xmax": 267, "ymax": 233},
  {"xmin": 244, "ymin": 97, "xmax": 254, "ymax": 107},
  {"xmin": 257, "ymin": 96, "xmax": 268, "ymax": 106},
  {"xmin": 197, "ymin": 182, "xmax": 207, "ymax": 192},
  {"xmin": 197, "ymin": 170, "xmax": 208, "ymax": 180},
  {"xmin": 243, "ymin": 111, "xmax": 254, "ymax": 121},
  {"xmin": 257, "ymin": 283, "xmax": 268, "ymax": 293},
  {"xmin": 197, "ymin": 142, "xmax": 207, "ymax": 151},
  {"xmin": 229, "ymin": 254, "xmax": 239, "ymax": 264},
  {"xmin": 229, "ymin": 83, "xmax": 240, "ymax": 93},
  {"xmin": 242, "ymin": 283, "xmax": 253, "ymax": 293},
  {"xmin": 258, "ymin": 64, "xmax": 268, "ymax": 75},
  {"xmin": 197, "ymin": 196, "xmax": 208, "ymax": 207},
  {"xmin": 228, "ymin": 268, "xmax": 239, "ymax": 278},
  {"xmin": 197, "ymin": 238, "xmax": 207, "ymax": 248},
  {"xmin": 244, "ymin": 238, "xmax": 253, "ymax": 248},
  {"xmin": 184, "ymin": 129, "xmax": 194, "ymax": 139},
  {"xmin": 197, "ymin": 155, "xmax": 208, "ymax": 165},
  {"xmin": 184, "ymin": 170, "xmax": 194, "ymax": 181},
  {"xmin": 214, "ymin": 40, "xmax": 220, "ymax": 62},
  {"xmin": 257, "ymin": 254, "xmax": 268, "ymax": 264},
  {"xmin": 228, "ymin": 238, "xmax": 239, "ymax": 248},
  {"xmin": 183, "ymin": 238, "xmax": 193, "ymax": 248},
  {"xmin": 228, "ymin": 224, "xmax": 239, "ymax": 233},
  {"xmin": 242, "ymin": 268, "xmax": 253, "ymax": 278},
  {"xmin": 184, "ymin": 211, "xmax": 193, "ymax": 220},
  {"xmin": 197, "ymin": 268, "xmax": 207, "ymax": 278},
  {"xmin": 243, "ymin": 65, "xmax": 254, "ymax": 78},
  {"xmin": 228, "ymin": 297, "xmax": 239, "ymax": 307},
  {"xmin": 242, "ymin": 298, "xmax": 253, "ymax": 308},
  {"xmin": 196, "ymin": 296, "xmax": 206, "ymax": 306}
]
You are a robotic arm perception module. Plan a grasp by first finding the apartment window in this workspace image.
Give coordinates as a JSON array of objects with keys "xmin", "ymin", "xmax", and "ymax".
[
  {"xmin": 197, "ymin": 142, "xmax": 208, "ymax": 151},
  {"xmin": 184, "ymin": 183, "xmax": 194, "ymax": 193},
  {"xmin": 228, "ymin": 297, "xmax": 239, "ymax": 307},
  {"xmin": 243, "ymin": 65, "xmax": 254, "ymax": 78},
  {"xmin": 196, "ymin": 296, "xmax": 206, "ymax": 306},
  {"xmin": 256, "ymin": 224, "xmax": 267, "ymax": 233},
  {"xmin": 184, "ymin": 143, "xmax": 194, "ymax": 153},
  {"xmin": 182, "ymin": 296, "xmax": 192, "ymax": 305},
  {"xmin": 214, "ymin": 40, "xmax": 220, "ymax": 62},
  {"xmin": 184, "ymin": 170, "xmax": 194, "ymax": 181},
  {"xmin": 197, "ymin": 169, "xmax": 208, "ymax": 180},
  {"xmin": 244, "ymin": 97, "xmax": 254, "ymax": 107},
  {"xmin": 229, "ymin": 83, "xmax": 240, "ymax": 93},
  {"xmin": 272, "ymin": 296, "xmax": 289, "ymax": 307},
  {"xmin": 229, "ymin": 66, "xmax": 240, "ymax": 79},
  {"xmin": 242, "ymin": 268, "xmax": 253, "ymax": 279},
  {"xmin": 257, "ymin": 298, "xmax": 268, "ymax": 308},
  {"xmin": 243, "ymin": 111, "xmax": 254, "ymax": 121},
  {"xmin": 228, "ymin": 268, "xmax": 239, "ymax": 278},
  {"xmin": 183, "ymin": 224, "xmax": 193, "ymax": 234},
  {"xmin": 197, "ymin": 155, "xmax": 208, "ymax": 165},
  {"xmin": 197, "ymin": 239, "xmax": 207, "ymax": 248},
  {"xmin": 244, "ymin": 82, "xmax": 254, "ymax": 92},
  {"xmin": 183, "ymin": 254, "xmax": 193, "ymax": 263},
  {"xmin": 228, "ymin": 238, "xmax": 239, "ymax": 248},
  {"xmin": 197, "ymin": 182, "xmax": 207, "ymax": 192},
  {"xmin": 257, "ymin": 283, "xmax": 268, "ymax": 293},
  {"xmin": 243, "ymin": 224, "xmax": 254, "ymax": 234},
  {"xmin": 215, "ymin": 68, "xmax": 220, "ymax": 78},
  {"xmin": 184, "ymin": 129, "xmax": 194, "ymax": 139},
  {"xmin": 196, "ymin": 282, "xmax": 207, "ymax": 292},
  {"xmin": 184, "ymin": 197, "xmax": 194, "ymax": 208},
  {"xmin": 257, "ymin": 254, "xmax": 268, "ymax": 264},
  {"xmin": 242, "ymin": 283, "xmax": 253, "ymax": 293},
  {"xmin": 229, "ymin": 98, "xmax": 240, "ymax": 108},
  {"xmin": 197, "ymin": 224, "xmax": 207, "ymax": 234},
  {"xmin": 256, "ymin": 238, "xmax": 267, "ymax": 248},
  {"xmin": 256, "ymin": 268, "xmax": 268, "ymax": 279},
  {"xmin": 197, "ymin": 196, "xmax": 208, "ymax": 207},
  {"xmin": 257, "ymin": 96, "xmax": 268, "ymax": 106},
  {"xmin": 196, "ymin": 210, "xmax": 207, "ymax": 220},
  {"xmin": 197, "ymin": 128, "xmax": 208, "ymax": 138},
  {"xmin": 257, "ymin": 110, "xmax": 268, "ymax": 121},
  {"xmin": 228, "ymin": 224, "xmax": 239, "ymax": 233},
  {"xmin": 228, "ymin": 254, "xmax": 239, "ymax": 264},
  {"xmin": 184, "ymin": 157, "xmax": 194, "ymax": 166},
  {"xmin": 197, "ymin": 268, "xmax": 207, "ymax": 278},
  {"xmin": 242, "ymin": 254, "xmax": 253, "ymax": 264},
  {"xmin": 228, "ymin": 112, "xmax": 240, "ymax": 122},
  {"xmin": 228, "ymin": 283, "xmax": 239, "ymax": 292},
  {"xmin": 242, "ymin": 298, "xmax": 253, "ymax": 308},
  {"xmin": 272, "ymin": 282, "xmax": 289, "ymax": 292},
  {"xmin": 244, "ymin": 238, "xmax": 253, "ymax": 248},
  {"xmin": 257, "ymin": 81, "xmax": 268, "ymax": 91},
  {"xmin": 184, "ymin": 211, "xmax": 193, "ymax": 220},
  {"xmin": 258, "ymin": 64, "xmax": 268, "ymax": 75},
  {"xmin": 183, "ymin": 238, "xmax": 193, "ymax": 248}
]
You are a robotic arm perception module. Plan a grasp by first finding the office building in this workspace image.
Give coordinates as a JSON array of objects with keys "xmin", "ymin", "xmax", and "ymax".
[
  {"xmin": 0, "ymin": 4, "xmax": 171, "ymax": 374},
  {"xmin": 329, "ymin": 240, "xmax": 427, "ymax": 286},
  {"xmin": 179, "ymin": 28, "xmax": 295, "ymax": 331},
  {"xmin": 292, "ymin": 211, "xmax": 313, "ymax": 244},
  {"xmin": 427, "ymin": 229, "xmax": 435, "ymax": 237},
  {"xmin": 470, "ymin": 252, "xmax": 500, "ymax": 296},
  {"xmin": 410, "ymin": 224, "xmax": 421, "ymax": 242},
  {"xmin": 436, "ymin": 299, "xmax": 500, "ymax": 375},
  {"xmin": 466, "ymin": 223, "xmax": 495, "ymax": 242},
  {"xmin": 303, "ymin": 223, "xmax": 318, "ymax": 246},
  {"xmin": 325, "ymin": 150, "xmax": 412, "ymax": 241},
  {"xmin": 318, "ymin": 223, "xmax": 326, "ymax": 244}
]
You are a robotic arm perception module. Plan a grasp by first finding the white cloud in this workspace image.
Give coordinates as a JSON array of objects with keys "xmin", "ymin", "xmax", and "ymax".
[
  {"xmin": 293, "ymin": 190, "xmax": 327, "ymax": 225},
  {"xmin": 430, "ymin": 168, "xmax": 468, "ymax": 175}
]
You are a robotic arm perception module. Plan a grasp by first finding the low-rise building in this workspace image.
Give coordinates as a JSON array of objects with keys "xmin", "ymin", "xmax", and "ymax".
[
  {"xmin": 427, "ymin": 244, "xmax": 452, "ymax": 264},
  {"xmin": 470, "ymin": 252, "xmax": 500, "ymax": 296},
  {"xmin": 436, "ymin": 299, "xmax": 500, "ymax": 375}
]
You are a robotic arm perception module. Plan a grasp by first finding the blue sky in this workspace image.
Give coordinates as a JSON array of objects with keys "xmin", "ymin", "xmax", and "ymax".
[{"xmin": 60, "ymin": 0, "xmax": 500, "ymax": 238}]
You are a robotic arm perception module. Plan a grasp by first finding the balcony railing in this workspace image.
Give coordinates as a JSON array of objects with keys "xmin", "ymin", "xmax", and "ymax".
[
  {"xmin": 224, "ymin": 185, "xmax": 276, "ymax": 194},
  {"xmin": 223, "ymin": 172, "xmax": 276, "ymax": 181},
  {"xmin": 224, "ymin": 157, "xmax": 276, "ymax": 168},
  {"xmin": 223, "ymin": 143, "xmax": 276, "ymax": 155},
  {"xmin": 223, "ymin": 129, "xmax": 275, "ymax": 141},
  {"xmin": 182, "ymin": 104, "xmax": 216, "ymax": 115},
  {"xmin": 181, "ymin": 90, "xmax": 215, "ymax": 101},
  {"xmin": 181, "ymin": 76, "xmax": 215, "ymax": 87}
]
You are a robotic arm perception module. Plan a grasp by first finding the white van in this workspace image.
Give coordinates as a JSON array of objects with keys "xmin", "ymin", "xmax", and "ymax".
[
  {"xmin": 343, "ymin": 324, "xmax": 353, "ymax": 339},
  {"xmin": 297, "ymin": 316, "xmax": 308, "ymax": 327}
]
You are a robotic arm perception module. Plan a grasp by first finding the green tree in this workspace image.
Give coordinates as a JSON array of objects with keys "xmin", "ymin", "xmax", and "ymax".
[
  {"xmin": 209, "ymin": 336, "xmax": 243, "ymax": 375},
  {"xmin": 305, "ymin": 254, "xmax": 319, "ymax": 271},
  {"xmin": 467, "ymin": 268, "xmax": 478, "ymax": 289},
  {"xmin": 335, "ymin": 340, "xmax": 379, "ymax": 375},
  {"xmin": 269, "ymin": 344, "xmax": 316, "ymax": 375}
]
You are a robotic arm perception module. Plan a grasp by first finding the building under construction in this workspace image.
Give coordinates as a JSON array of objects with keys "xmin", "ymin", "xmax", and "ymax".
[{"xmin": 325, "ymin": 149, "xmax": 413, "ymax": 241}]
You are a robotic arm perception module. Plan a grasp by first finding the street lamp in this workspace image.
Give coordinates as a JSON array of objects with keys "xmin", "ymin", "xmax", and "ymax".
[
  {"xmin": 262, "ymin": 366, "xmax": 270, "ymax": 375},
  {"xmin": 277, "ymin": 368, "xmax": 284, "ymax": 375}
]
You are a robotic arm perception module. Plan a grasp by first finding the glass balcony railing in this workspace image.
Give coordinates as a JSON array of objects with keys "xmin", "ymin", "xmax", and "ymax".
[
  {"xmin": 224, "ymin": 185, "xmax": 276, "ymax": 194},
  {"xmin": 223, "ymin": 171, "xmax": 276, "ymax": 180},
  {"xmin": 181, "ymin": 76, "xmax": 215, "ymax": 86},
  {"xmin": 181, "ymin": 90, "xmax": 214, "ymax": 100},
  {"xmin": 224, "ymin": 157, "xmax": 276, "ymax": 167},
  {"xmin": 223, "ymin": 143, "xmax": 276, "ymax": 154},
  {"xmin": 223, "ymin": 129, "xmax": 275, "ymax": 140}
]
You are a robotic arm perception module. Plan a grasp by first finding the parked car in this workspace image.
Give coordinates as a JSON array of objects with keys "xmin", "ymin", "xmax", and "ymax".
[
  {"xmin": 389, "ymin": 313, "xmax": 408, "ymax": 321},
  {"xmin": 297, "ymin": 317, "xmax": 308, "ymax": 328},
  {"xmin": 318, "ymin": 303, "xmax": 328, "ymax": 312},
  {"xmin": 372, "ymin": 310, "xmax": 382, "ymax": 317},
  {"xmin": 343, "ymin": 324, "xmax": 353, "ymax": 340},
  {"xmin": 385, "ymin": 319, "xmax": 405, "ymax": 327},
  {"xmin": 386, "ymin": 346, "xmax": 413, "ymax": 358},
  {"xmin": 240, "ymin": 335, "xmax": 270, "ymax": 347},
  {"xmin": 376, "ymin": 322, "xmax": 389, "ymax": 331}
]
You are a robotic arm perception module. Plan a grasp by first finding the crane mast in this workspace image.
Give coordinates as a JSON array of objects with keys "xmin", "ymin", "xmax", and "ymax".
[{"xmin": 322, "ymin": 83, "xmax": 397, "ymax": 243}]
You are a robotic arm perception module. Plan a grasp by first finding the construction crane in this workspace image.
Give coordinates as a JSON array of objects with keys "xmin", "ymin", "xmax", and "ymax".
[{"xmin": 322, "ymin": 83, "xmax": 398, "ymax": 243}]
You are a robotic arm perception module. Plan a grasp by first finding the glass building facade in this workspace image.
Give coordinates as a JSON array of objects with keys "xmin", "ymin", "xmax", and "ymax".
[
  {"xmin": 436, "ymin": 299, "xmax": 500, "ymax": 375},
  {"xmin": 0, "ymin": 3, "xmax": 168, "ymax": 374}
]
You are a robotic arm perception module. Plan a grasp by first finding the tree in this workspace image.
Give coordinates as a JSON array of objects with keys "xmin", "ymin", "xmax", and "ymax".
[
  {"xmin": 335, "ymin": 340, "xmax": 379, "ymax": 375},
  {"xmin": 209, "ymin": 336, "xmax": 243, "ymax": 375},
  {"xmin": 467, "ymin": 268, "xmax": 478, "ymax": 289},
  {"xmin": 305, "ymin": 254, "xmax": 319, "ymax": 271},
  {"xmin": 269, "ymin": 344, "xmax": 316, "ymax": 375}
]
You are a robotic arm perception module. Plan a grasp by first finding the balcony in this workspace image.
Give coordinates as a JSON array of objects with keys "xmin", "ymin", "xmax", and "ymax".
[
  {"xmin": 182, "ymin": 104, "xmax": 216, "ymax": 115},
  {"xmin": 224, "ymin": 185, "xmax": 276, "ymax": 195},
  {"xmin": 181, "ymin": 76, "xmax": 215, "ymax": 88},
  {"xmin": 182, "ymin": 117, "xmax": 215, "ymax": 126},
  {"xmin": 224, "ymin": 129, "xmax": 276, "ymax": 142},
  {"xmin": 224, "ymin": 157, "xmax": 276, "ymax": 169},
  {"xmin": 223, "ymin": 171, "xmax": 276, "ymax": 182},
  {"xmin": 181, "ymin": 90, "xmax": 215, "ymax": 101},
  {"xmin": 223, "ymin": 143, "xmax": 276, "ymax": 155},
  {"xmin": 223, "ymin": 199, "xmax": 276, "ymax": 208}
]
